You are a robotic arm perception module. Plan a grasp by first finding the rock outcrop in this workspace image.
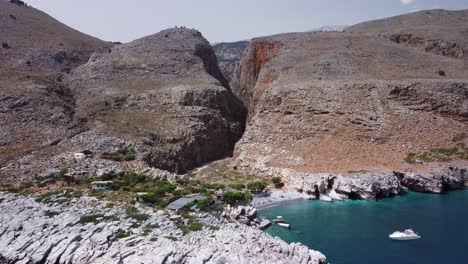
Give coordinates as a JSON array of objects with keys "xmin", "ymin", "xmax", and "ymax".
[
  {"xmin": 222, "ymin": 204, "xmax": 260, "ymax": 226},
  {"xmin": 0, "ymin": 193, "xmax": 326, "ymax": 264}
]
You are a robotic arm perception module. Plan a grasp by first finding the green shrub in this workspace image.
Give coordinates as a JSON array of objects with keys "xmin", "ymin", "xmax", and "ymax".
[
  {"xmin": 247, "ymin": 181, "xmax": 267, "ymax": 192},
  {"xmin": 59, "ymin": 168, "xmax": 68, "ymax": 177},
  {"xmin": 188, "ymin": 222, "xmax": 203, "ymax": 231},
  {"xmin": 404, "ymin": 153, "xmax": 416, "ymax": 164},
  {"xmin": 272, "ymin": 177, "xmax": 284, "ymax": 188},
  {"xmin": 202, "ymin": 183, "xmax": 226, "ymax": 190},
  {"xmin": 222, "ymin": 191, "xmax": 253, "ymax": 205},
  {"xmin": 100, "ymin": 172, "xmax": 116, "ymax": 181},
  {"xmin": 120, "ymin": 172, "xmax": 146, "ymax": 185},
  {"xmin": 104, "ymin": 149, "xmax": 137, "ymax": 162}
]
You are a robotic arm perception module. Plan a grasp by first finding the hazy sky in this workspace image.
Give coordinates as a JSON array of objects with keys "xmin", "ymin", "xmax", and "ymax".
[{"xmin": 25, "ymin": 0, "xmax": 468, "ymax": 43}]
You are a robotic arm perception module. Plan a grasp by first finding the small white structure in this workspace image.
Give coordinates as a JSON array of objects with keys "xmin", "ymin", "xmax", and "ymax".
[
  {"xmin": 90, "ymin": 181, "xmax": 113, "ymax": 190},
  {"xmin": 73, "ymin": 153, "xmax": 86, "ymax": 160}
]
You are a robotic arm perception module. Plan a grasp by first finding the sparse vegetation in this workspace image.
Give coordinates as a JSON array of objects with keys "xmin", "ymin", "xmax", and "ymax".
[
  {"xmin": 102, "ymin": 149, "xmax": 136, "ymax": 162},
  {"xmin": 35, "ymin": 189, "xmax": 81, "ymax": 204},
  {"xmin": 77, "ymin": 214, "xmax": 117, "ymax": 225},
  {"xmin": 116, "ymin": 230, "xmax": 133, "ymax": 239},
  {"xmin": 125, "ymin": 207, "xmax": 150, "ymax": 222},
  {"xmin": 228, "ymin": 183, "xmax": 245, "ymax": 190},
  {"xmin": 438, "ymin": 70, "xmax": 446, "ymax": 77},
  {"xmin": 404, "ymin": 153, "xmax": 417, "ymax": 164},
  {"xmin": 404, "ymin": 135, "xmax": 468, "ymax": 164},
  {"xmin": 2, "ymin": 42, "xmax": 9, "ymax": 49},
  {"xmin": 193, "ymin": 160, "xmax": 258, "ymax": 185},
  {"xmin": 165, "ymin": 236, "xmax": 178, "ymax": 241},
  {"xmin": 452, "ymin": 133, "xmax": 466, "ymax": 142},
  {"xmin": 59, "ymin": 168, "xmax": 68, "ymax": 177},
  {"xmin": 44, "ymin": 210, "xmax": 60, "ymax": 218}
]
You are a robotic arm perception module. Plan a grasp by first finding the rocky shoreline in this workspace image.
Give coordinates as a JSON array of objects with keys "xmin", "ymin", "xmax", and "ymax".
[
  {"xmin": 0, "ymin": 193, "xmax": 326, "ymax": 264},
  {"xmin": 243, "ymin": 163, "xmax": 468, "ymax": 205}
]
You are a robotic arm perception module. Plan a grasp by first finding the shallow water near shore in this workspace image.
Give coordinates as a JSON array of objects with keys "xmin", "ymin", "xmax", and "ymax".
[{"xmin": 259, "ymin": 189, "xmax": 468, "ymax": 264}]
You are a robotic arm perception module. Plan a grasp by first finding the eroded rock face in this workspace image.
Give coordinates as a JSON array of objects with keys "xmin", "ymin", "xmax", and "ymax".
[{"xmin": 0, "ymin": 193, "xmax": 326, "ymax": 264}]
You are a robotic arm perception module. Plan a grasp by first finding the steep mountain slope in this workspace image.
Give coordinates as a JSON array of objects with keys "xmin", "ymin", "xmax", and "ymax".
[
  {"xmin": 232, "ymin": 10, "xmax": 468, "ymax": 196},
  {"xmin": 0, "ymin": 0, "xmax": 108, "ymax": 73},
  {"xmin": 346, "ymin": 9, "xmax": 468, "ymax": 60},
  {"xmin": 0, "ymin": 0, "xmax": 111, "ymax": 174}
]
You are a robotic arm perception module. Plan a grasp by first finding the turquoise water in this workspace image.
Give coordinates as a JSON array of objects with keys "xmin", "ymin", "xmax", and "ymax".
[{"xmin": 260, "ymin": 189, "xmax": 468, "ymax": 264}]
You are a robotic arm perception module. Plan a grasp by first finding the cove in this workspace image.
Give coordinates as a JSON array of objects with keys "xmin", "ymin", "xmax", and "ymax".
[{"xmin": 259, "ymin": 189, "xmax": 468, "ymax": 264}]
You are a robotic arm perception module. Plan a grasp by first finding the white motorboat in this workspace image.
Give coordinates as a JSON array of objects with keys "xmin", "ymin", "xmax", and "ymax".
[
  {"xmin": 389, "ymin": 229, "xmax": 421, "ymax": 240},
  {"xmin": 277, "ymin": 223, "xmax": 291, "ymax": 228}
]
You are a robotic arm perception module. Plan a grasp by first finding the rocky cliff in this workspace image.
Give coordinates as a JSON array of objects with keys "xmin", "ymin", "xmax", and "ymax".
[{"xmin": 232, "ymin": 10, "xmax": 468, "ymax": 196}]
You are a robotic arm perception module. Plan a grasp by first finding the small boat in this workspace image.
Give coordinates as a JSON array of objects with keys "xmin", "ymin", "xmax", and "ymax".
[
  {"xmin": 389, "ymin": 229, "xmax": 421, "ymax": 240},
  {"xmin": 277, "ymin": 223, "xmax": 291, "ymax": 229},
  {"xmin": 273, "ymin": 219, "xmax": 286, "ymax": 223},
  {"xmin": 273, "ymin": 216, "xmax": 287, "ymax": 223}
]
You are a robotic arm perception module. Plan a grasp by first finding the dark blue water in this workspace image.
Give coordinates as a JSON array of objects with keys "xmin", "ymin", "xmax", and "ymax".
[{"xmin": 260, "ymin": 189, "xmax": 468, "ymax": 264}]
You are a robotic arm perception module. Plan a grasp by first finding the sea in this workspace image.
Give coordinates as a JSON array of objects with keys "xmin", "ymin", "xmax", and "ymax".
[{"xmin": 259, "ymin": 189, "xmax": 468, "ymax": 264}]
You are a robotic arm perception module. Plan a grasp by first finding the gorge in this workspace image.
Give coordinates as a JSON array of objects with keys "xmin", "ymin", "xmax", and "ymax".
[{"xmin": 1, "ymin": 1, "xmax": 468, "ymax": 263}]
